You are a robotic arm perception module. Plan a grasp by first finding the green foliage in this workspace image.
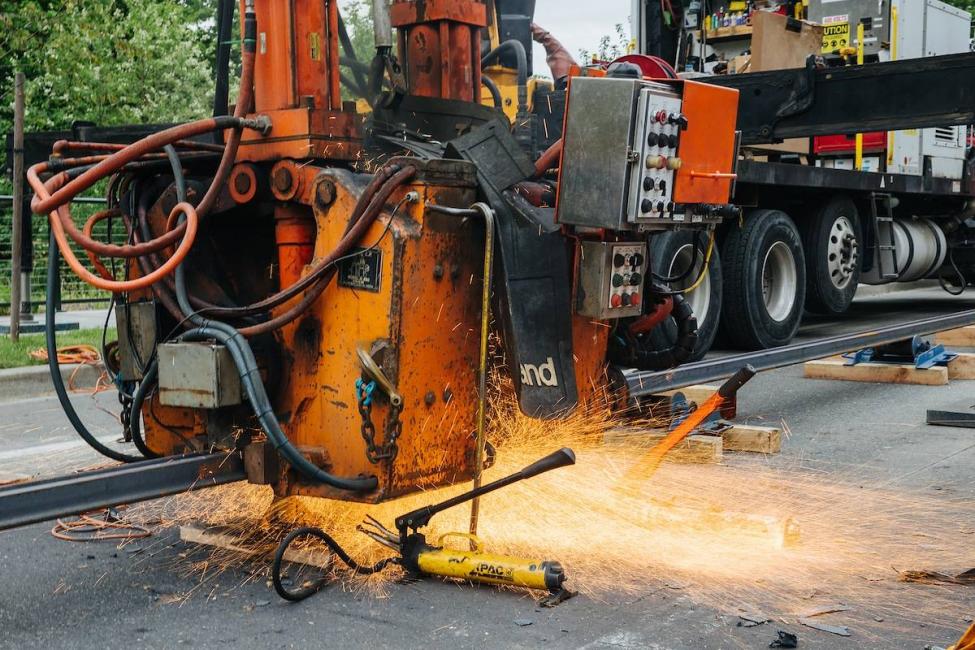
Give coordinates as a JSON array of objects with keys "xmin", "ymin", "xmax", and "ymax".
[
  {"xmin": 579, "ymin": 23, "xmax": 631, "ymax": 66},
  {"xmin": 1, "ymin": 0, "xmax": 216, "ymax": 140}
]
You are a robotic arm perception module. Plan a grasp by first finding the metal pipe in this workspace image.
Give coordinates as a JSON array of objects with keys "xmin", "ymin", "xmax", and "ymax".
[
  {"xmin": 372, "ymin": 0, "xmax": 393, "ymax": 49},
  {"xmin": 468, "ymin": 203, "xmax": 495, "ymax": 538},
  {"xmin": 9, "ymin": 72, "xmax": 24, "ymax": 341},
  {"xmin": 623, "ymin": 308, "xmax": 975, "ymax": 397}
]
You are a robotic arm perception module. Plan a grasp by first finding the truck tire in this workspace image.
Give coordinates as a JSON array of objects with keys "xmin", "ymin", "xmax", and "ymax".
[
  {"xmin": 721, "ymin": 209, "xmax": 806, "ymax": 350},
  {"xmin": 801, "ymin": 197, "xmax": 861, "ymax": 314},
  {"xmin": 648, "ymin": 230, "xmax": 722, "ymax": 361}
]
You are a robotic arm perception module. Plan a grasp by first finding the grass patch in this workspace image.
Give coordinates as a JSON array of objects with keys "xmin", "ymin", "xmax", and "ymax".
[{"xmin": 0, "ymin": 328, "xmax": 116, "ymax": 370}]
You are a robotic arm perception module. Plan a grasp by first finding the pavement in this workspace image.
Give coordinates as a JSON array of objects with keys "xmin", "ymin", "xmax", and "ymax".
[{"xmin": 1, "ymin": 290, "xmax": 974, "ymax": 649}]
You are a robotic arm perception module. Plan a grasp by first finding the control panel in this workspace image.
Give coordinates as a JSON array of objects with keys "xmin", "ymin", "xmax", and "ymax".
[
  {"xmin": 576, "ymin": 241, "xmax": 647, "ymax": 319},
  {"xmin": 557, "ymin": 76, "xmax": 739, "ymax": 232},
  {"xmin": 627, "ymin": 86, "xmax": 684, "ymax": 225}
]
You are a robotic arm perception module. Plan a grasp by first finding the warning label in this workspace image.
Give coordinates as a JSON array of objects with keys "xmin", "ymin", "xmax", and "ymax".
[{"xmin": 822, "ymin": 22, "xmax": 850, "ymax": 53}]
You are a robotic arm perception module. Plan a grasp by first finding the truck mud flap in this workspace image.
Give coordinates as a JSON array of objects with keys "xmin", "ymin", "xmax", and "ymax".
[{"xmin": 445, "ymin": 123, "xmax": 579, "ymax": 417}]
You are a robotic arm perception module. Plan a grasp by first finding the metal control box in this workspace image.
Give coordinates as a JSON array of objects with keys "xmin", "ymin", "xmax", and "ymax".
[
  {"xmin": 576, "ymin": 241, "xmax": 647, "ymax": 319},
  {"xmin": 158, "ymin": 343, "xmax": 242, "ymax": 409},
  {"xmin": 559, "ymin": 77, "xmax": 684, "ymax": 230},
  {"xmin": 558, "ymin": 76, "xmax": 736, "ymax": 231}
]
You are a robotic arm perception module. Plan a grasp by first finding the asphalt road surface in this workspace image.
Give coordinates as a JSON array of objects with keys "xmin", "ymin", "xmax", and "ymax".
[{"xmin": 1, "ymin": 288, "xmax": 974, "ymax": 649}]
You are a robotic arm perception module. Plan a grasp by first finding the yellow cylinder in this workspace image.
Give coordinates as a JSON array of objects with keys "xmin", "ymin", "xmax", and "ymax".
[{"xmin": 416, "ymin": 534, "xmax": 566, "ymax": 592}]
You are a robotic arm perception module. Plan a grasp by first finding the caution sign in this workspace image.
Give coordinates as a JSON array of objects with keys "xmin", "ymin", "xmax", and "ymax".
[{"xmin": 822, "ymin": 21, "xmax": 850, "ymax": 53}]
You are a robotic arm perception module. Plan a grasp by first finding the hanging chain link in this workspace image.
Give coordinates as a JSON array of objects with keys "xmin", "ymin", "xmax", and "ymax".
[{"xmin": 355, "ymin": 377, "xmax": 402, "ymax": 464}]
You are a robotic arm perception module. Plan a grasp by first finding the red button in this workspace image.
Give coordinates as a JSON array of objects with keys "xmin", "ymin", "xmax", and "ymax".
[
  {"xmin": 630, "ymin": 292, "xmax": 640, "ymax": 305},
  {"xmin": 655, "ymin": 110, "xmax": 668, "ymax": 124},
  {"xmin": 610, "ymin": 294, "xmax": 623, "ymax": 308}
]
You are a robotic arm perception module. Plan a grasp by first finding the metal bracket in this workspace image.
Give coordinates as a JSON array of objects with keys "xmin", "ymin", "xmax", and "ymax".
[{"xmin": 843, "ymin": 335, "xmax": 957, "ymax": 369}]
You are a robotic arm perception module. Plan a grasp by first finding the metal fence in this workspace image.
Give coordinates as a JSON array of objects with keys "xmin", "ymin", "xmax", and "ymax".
[{"xmin": 1, "ymin": 193, "xmax": 121, "ymax": 315}]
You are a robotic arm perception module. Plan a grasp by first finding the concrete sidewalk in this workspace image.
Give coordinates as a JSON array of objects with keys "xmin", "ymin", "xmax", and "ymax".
[{"xmin": 1, "ymin": 307, "xmax": 111, "ymax": 334}]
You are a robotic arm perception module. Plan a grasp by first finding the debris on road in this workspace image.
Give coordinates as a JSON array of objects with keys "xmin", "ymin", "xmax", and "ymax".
[
  {"xmin": 898, "ymin": 568, "xmax": 975, "ymax": 586},
  {"xmin": 769, "ymin": 630, "xmax": 798, "ymax": 648},
  {"xmin": 798, "ymin": 618, "xmax": 851, "ymax": 636}
]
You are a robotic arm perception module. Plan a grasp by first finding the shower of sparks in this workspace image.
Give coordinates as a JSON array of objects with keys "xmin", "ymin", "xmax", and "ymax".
[{"xmin": 115, "ymin": 377, "xmax": 972, "ymax": 641}]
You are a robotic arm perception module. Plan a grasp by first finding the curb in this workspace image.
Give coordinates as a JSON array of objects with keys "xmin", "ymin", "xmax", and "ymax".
[{"xmin": 0, "ymin": 363, "xmax": 107, "ymax": 403}]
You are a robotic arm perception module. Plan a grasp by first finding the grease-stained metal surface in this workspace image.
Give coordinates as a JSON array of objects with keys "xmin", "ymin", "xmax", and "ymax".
[{"xmin": 275, "ymin": 159, "xmax": 485, "ymax": 502}]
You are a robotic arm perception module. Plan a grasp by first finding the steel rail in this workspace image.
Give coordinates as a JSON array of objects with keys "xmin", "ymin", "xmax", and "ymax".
[
  {"xmin": 622, "ymin": 308, "xmax": 975, "ymax": 398},
  {"xmin": 0, "ymin": 452, "xmax": 245, "ymax": 532}
]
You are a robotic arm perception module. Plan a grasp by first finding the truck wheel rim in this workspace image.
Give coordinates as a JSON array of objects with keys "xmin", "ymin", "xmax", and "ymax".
[
  {"xmin": 762, "ymin": 241, "xmax": 797, "ymax": 322},
  {"xmin": 827, "ymin": 216, "xmax": 858, "ymax": 290},
  {"xmin": 669, "ymin": 243, "xmax": 710, "ymax": 323}
]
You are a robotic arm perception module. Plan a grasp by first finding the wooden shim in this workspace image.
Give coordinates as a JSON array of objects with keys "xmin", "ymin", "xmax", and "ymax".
[
  {"xmin": 947, "ymin": 352, "xmax": 975, "ymax": 380},
  {"xmin": 722, "ymin": 424, "xmax": 781, "ymax": 454},
  {"xmin": 180, "ymin": 524, "xmax": 332, "ymax": 568},
  {"xmin": 803, "ymin": 356, "xmax": 948, "ymax": 386},
  {"xmin": 604, "ymin": 429, "xmax": 722, "ymax": 464},
  {"xmin": 654, "ymin": 384, "xmax": 720, "ymax": 405},
  {"xmin": 935, "ymin": 326, "xmax": 975, "ymax": 348}
]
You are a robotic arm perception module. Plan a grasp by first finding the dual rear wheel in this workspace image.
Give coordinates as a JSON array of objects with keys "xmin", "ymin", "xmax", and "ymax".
[{"xmin": 648, "ymin": 198, "xmax": 859, "ymax": 356}]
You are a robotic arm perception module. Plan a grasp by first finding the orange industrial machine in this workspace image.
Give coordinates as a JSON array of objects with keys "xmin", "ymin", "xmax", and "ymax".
[{"xmin": 28, "ymin": 1, "xmax": 739, "ymax": 507}]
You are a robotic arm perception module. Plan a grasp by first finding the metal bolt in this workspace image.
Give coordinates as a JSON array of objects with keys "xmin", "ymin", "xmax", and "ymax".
[
  {"xmin": 234, "ymin": 171, "xmax": 252, "ymax": 195},
  {"xmin": 273, "ymin": 168, "xmax": 293, "ymax": 193},
  {"xmin": 442, "ymin": 387, "xmax": 453, "ymax": 404},
  {"xmin": 424, "ymin": 391, "xmax": 435, "ymax": 407},
  {"xmin": 315, "ymin": 179, "xmax": 336, "ymax": 208},
  {"xmin": 450, "ymin": 264, "xmax": 460, "ymax": 281},
  {"xmin": 433, "ymin": 264, "xmax": 444, "ymax": 280}
]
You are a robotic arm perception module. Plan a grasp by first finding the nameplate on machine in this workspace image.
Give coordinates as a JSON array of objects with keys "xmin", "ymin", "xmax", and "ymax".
[{"xmin": 338, "ymin": 248, "xmax": 383, "ymax": 292}]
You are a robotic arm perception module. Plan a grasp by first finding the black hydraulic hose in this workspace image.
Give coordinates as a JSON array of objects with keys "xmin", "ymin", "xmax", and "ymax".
[
  {"xmin": 481, "ymin": 39, "xmax": 529, "ymax": 113},
  {"xmin": 608, "ymin": 293, "xmax": 699, "ymax": 371},
  {"xmin": 45, "ymin": 229, "xmax": 145, "ymax": 463},
  {"xmin": 482, "ymin": 74, "xmax": 503, "ymax": 109},
  {"xmin": 212, "ymin": 0, "xmax": 235, "ymax": 119},
  {"xmin": 128, "ymin": 363, "xmax": 162, "ymax": 459},
  {"xmin": 272, "ymin": 526, "xmax": 397, "ymax": 601}
]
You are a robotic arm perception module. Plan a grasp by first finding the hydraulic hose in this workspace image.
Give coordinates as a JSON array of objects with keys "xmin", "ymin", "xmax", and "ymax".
[
  {"xmin": 481, "ymin": 39, "xmax": 529, "ymax": 113},
  {"xmin": 26, "ymin": 3, "xmax": 259, "ymax": 294},
  {"xmin": 212, "ymin": 0, "xmax": 235, "ymax": 118},
  {"xmin": 608, "ymin": 293, "xmax": 699, "ymax": 371},
  {"xmin": 482, "ymin": 75, "xmax": 503, "ymax": 109},
  {"xmin": 272, "ymin": 526, "xmax": 396, "ymax": 601},
  {"xmin": 45, "ymin": 229, "xmax": 145, "ymax": 463}
]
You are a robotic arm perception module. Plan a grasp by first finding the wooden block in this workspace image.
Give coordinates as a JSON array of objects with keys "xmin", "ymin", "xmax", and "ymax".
[
  {"xmin": 935, "ymin": 326, "xmax": 975, "ymax": 348},
  {"xmin": 180, "ymin": 524, "xmax": 332, "ymax": 568},
  {"xmin": 604, "ymin": 429, "xmax": 722, "ymax": 464},
  {"xmin": 803, "ymin": 356, "xmax": 948, "ymax": 386},
  {"xmin": 947, "ymin": 352, "xmax": 975, "ymax": 380},
  {"xmin": 722, "ymin": 424, "xmax": 781, "ymax": 454},
  {"xmin": 654, "ymin": 384, "xmax": 720, "ymax": 404}
]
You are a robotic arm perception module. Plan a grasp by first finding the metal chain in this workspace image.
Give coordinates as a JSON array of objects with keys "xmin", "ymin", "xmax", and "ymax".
[{"xmin": 356, "ymin": 377, "xmax": 402, "ymax": 464}]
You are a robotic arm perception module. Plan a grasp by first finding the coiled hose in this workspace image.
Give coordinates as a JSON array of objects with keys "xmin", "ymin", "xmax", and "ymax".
[
  {"xmin": 271, "ymin": 526, "xmax": 397, "ymax": 601},
  {"xmin": 608, "ymin": 292, "xmax": 699, "ymax": 371}
]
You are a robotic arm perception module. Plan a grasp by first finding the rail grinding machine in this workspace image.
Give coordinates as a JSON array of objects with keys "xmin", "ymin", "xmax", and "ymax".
[{"xmin": 26, "ymin": 0, "xmax": 740, "ymax": 599}]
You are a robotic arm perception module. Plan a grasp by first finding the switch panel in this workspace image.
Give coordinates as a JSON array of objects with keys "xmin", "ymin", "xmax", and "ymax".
[
  {"xmin": 627, "ymin": 86, "xmax": 683, "ymax": 225},
  {"xmin": 576, "ymin": 241, "xmax": 647, "ymax": 319}
]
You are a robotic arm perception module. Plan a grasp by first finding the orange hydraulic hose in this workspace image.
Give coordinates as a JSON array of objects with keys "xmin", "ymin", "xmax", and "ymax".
[
  {"xmin": 533, "ymin": 138, "xmax": 562, "ymax": 178},
  {"xmin": 26, "ymin": 44, "xmax": 256, "ymax": 294},
  {"xmin": 46, "ymin": 201, "xmax": 199, "ymax": 292},
  {"xmin": 82, "ymin": 208, "xmax": 122, "ymax": 280}
]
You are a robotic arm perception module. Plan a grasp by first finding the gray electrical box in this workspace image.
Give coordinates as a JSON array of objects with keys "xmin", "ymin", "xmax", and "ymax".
[
  {"xmin": 158, "ymin": 343, "xmax": 242, "ymax": 409},
  {"xmin": 115, "ymin": 301, "xmax": 157, "ymax": 381},
  {"xmin": 576, "ymin": 241, "xmax": 647, "ymax": 319}
]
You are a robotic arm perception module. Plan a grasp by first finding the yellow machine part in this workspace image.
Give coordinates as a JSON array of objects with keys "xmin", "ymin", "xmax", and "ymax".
[
  {"xmin": 416, "ymin": 533, "xmax": 563, "ymax": 591},
  {"xmin": 273, "ymin": 158, "xmax": 487, "ymax": 503},
  {"xmin": 480, "ymin": 67, "xmax": 553, "ymax": 122}
]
